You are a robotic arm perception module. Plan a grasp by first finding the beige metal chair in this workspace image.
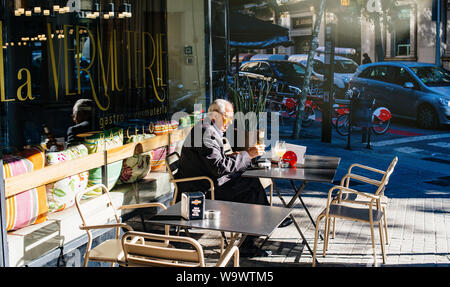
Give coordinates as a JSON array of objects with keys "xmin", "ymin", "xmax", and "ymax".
[
  {"xmin": 74, "ymin": 184, "xmax": 170, "ymax": 267},
  {"xmin": 121, "ymin": 231, "xmax": 240, "ymax": 267},
  {"xmin": 312, "ymin": 185, "xmax": 386, "ymax": 267},
  {"xmin": 165, "ymin": 151, "xmax": 215, "ymax": 206},
  {"xmin": 312, "ymin": 157, "xmax": 398, "ymax": 267},
  {"xmin": 332, "ymin": 157, "xmax": 398, "ymax": 244}
]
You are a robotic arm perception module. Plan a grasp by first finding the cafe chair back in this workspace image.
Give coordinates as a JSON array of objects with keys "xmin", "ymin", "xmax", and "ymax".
[
  {"xmin": 121, "ymin": 231, "xmax": 240, "ymax": 267},
  {"xmin": 312, "ymin": 157, "xmax": 398, "ymax": 267},
  {"xmin": 165, "ymin": 151, "xmax": 215, "ymax": 206},
  {"xmin": 332, "ymin": 157, "xmax": 398, "ymax": 244},
  {"xmin": 75, "ymin": 184, "xmax": 169, "ymax": 267}
]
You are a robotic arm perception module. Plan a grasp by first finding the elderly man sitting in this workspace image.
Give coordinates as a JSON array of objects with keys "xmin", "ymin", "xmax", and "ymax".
[{"xmin": 175, "ymin": 99, "xmax": 272, "ymax": 256}]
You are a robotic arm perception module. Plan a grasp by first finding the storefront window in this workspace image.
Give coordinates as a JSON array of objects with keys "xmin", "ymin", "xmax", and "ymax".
[
  {"xmin": 0, "ymin": 0, "xmax": 210, "ymax": 155},
  {"xmin": 167, "ymin": 0, "xmax": 207, "ymax": 114}
]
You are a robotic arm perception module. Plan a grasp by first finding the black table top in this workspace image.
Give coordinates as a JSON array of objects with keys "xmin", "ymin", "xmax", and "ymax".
[
  {"xmin": 147, "ymin": 200, "xmax": 292, "ymax": 237},
  {"xmin": 244, "ymin": 154, "xmax": 341, "ymax": 182}
]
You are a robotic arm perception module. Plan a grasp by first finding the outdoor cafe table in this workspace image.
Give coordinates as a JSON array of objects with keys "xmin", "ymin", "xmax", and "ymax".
[
  {"xmin": 147, "ymin": 199, "xmax": 292, "ymax": 264},
  {"xmin": 242, "ymin": 153, "xmax": 341, "ymax": 257}
]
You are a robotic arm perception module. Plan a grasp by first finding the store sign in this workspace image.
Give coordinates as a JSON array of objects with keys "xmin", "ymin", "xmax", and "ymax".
[
  {"xmin": 0, "ymin": 21, "xmax": 167, "ymax": 110},
  {"xmin": 0, "ymin": 1, "xmax": 170, "ymax": 149}
]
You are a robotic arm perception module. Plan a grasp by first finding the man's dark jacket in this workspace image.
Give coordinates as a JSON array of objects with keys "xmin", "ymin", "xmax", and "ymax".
[{"xmin": 175, "ymin": 118, "xmax": 268, "ymax": 205}]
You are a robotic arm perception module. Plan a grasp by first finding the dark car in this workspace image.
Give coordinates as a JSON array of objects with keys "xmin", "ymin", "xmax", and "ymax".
[
  {"xmin": 348, "ymin": 62, "xmax": 450, "ymax": 129},
  {"xmin": 239, "ymin": 60, "xmax": 324, "ymax": 99}
]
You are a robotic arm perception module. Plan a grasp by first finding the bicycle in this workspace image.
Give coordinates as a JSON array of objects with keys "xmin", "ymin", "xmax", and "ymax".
[{"xmin": 335, "ymin": 88, "xmax": 392, "ymax": 136}]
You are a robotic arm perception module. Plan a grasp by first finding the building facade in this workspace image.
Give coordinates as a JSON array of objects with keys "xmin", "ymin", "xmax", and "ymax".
[
  {"xmin": 0, "ymin": 0, "xmax": 229, "ymax": 267},
  {"xmin": 276, "ymin": 0, "xmax": 450, "ymax": 67}
]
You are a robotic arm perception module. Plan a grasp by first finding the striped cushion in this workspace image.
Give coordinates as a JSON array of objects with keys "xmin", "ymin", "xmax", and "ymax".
[
  {"xmin": 150, "ymin": 144, "xmax": 176, "ymax": 172},
  {"xmin": 3, "ymin": 147, "xmax": 48, "ymax": 232}
]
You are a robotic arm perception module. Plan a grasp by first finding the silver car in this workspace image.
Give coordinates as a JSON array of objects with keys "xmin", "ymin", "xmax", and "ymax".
[{"xmin": 348, "ymin": 62, "xmax": 450, "ymax": 129}]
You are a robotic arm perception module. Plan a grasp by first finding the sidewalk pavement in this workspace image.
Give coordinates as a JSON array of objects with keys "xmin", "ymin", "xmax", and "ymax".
[{"xmin": 134, "ymin": 133, "xmax": 450, "ymax": 267}]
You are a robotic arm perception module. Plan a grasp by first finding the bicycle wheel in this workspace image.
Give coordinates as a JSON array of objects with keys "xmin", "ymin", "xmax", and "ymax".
[
  {"xmin": 371, "ymin": 117, "xmax": 390, "ymax": 135},
  {"xmin": 336, "ymin": 114, "xmax": 351, "ymax": 136},
  {"xmin": 301, "ymin": 106, "xmax": 315, "ymax": 127}
]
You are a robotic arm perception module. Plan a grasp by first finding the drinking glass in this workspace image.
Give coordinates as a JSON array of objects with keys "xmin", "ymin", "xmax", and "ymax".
[
  {"xmin": 257, "ymin": 129, "xmax": 265, "ymax": 145},
  {"xmin": 274, "ymin": 140, "xmax": 286, "ymax": 169}
]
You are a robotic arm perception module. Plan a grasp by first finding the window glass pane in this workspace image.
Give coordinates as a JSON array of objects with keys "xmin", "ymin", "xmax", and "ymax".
[
  {"xmin": 312, "ymin": 60, "xmax": 324, "ymax": 74},
  {"xmin": 167, "ymin": 0, "xmax": 206, "ymax": 113},
  {"xmin": 334, "ymin": 59, "xmax": 358, "ymax": 74},
  {"xmin": 0, "ymin": 0, "xmax": 209, "ymax": 155},
  {"xmin": 391, "ymin": 67, "xmax": 416, "ymax": 86},
  {"xmin": 359, "ymin": 67, "xmax": 374, "ymax": 79},
  {"xmin": 241, "ymin": 62, "xmax": 259, "ymax": 73},
  {"xmin": 259, "ymin": 63, "xmax": 271, "ymax": 75},
  {"xmin": 411, "ymin": 66, "xmax": 450, "ymax": 86}
]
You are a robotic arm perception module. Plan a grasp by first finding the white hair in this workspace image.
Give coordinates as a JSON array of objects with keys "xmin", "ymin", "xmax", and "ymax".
[
  {"xmin": 73, "ymin": 99, "xmax": 93, "ymax": 115},
  {"xmin": 208, "ymin": 99, "xmax": 232, "ymax": 114}
]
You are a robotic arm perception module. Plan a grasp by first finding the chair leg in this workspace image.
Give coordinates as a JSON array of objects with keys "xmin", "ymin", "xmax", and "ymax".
[
  {"xmin": 332, "ymin": 218, "xmax": 336, "ymax": 239},
  {"xmin": 312, "ymin": 214, "xmax": 325, "ymax": 267},
  {"xmin": 370, "ymin": 222, "xmax": 377, "ymax": 266},
  {"xmin": 378, "ymin": 222, "xmax": 386, "ymax": 264},
  {"xmin": 383, "ymin": 207, "xmax": 389, "ymax": 245},
  {"xmin": 324, "ymin": 217, "xmax": 332, "ymax": 253},
  {"xmin": 83, "ymin": 252, "xmax": 90, "ymax": 267}
]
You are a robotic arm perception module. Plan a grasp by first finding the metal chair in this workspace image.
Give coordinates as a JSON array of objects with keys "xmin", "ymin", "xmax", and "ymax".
[
  {"xmin": 312, "ymin": 157, "xmax": 398, "ymax": 267},
  {"xmin": 121, "ymin": 231, "xmax": 239, "ymax": 267},
  {"xmin": 165, "ymin": 151, "xmax": 215, "ymax": 206},
  {"xmin": 312, "ymin": 185, "xmax": 386, "ymax": 267},
  {"xmin": 332, "ymin": 157, "xmax": 398, "ymax": 244},
  {"xmin": 74, "ymin": 184, "xmax": 170, "ymax": 267}
]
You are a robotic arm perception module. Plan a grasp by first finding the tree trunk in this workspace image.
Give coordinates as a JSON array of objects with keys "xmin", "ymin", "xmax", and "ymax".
[
  {"xmin": 292, "ymin": 0, "xmax": 326, "ymax": 139},
  {"xmin": 374, "ymin": 13, "xmax": 384, "ymax": 62}
]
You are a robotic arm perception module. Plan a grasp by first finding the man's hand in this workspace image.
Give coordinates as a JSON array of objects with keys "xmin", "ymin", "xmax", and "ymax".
[{"xmin": 247, "ymin": 144, "xmax": 266, "ymax": 159}]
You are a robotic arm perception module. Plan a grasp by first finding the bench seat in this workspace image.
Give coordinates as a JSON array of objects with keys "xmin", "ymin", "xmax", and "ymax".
[{"xmin": 6, "ymin": 171, "xmax": 173, "ymax": 267}]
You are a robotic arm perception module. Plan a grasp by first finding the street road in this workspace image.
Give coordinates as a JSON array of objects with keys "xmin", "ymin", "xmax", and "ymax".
[{"xmin": 275, "ymin": 115, "xmax": 450, "ymax": 198}]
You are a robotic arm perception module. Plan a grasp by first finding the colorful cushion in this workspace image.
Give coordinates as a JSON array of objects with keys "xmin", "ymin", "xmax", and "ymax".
[
  {"xmin": 83, "ymin": 128, "xmax": 124, "ymax": 198},
  {"xmin": 45, "ymin": 145, "xmax": 89, "ymax": 213},
  {"xmin": 150, "ymin": 143, "xmax": 176, "ymax": 172},
  {"xmin": 119, "ymin": 134, "xmax": 153, "ymax": 184},
  {"xmin": 3, "ymin": 146, "xmax": 48, "ymax": 232},
  {"xmin": 154, "ymin": 121, "xmax": 169, "ymax": 136}
]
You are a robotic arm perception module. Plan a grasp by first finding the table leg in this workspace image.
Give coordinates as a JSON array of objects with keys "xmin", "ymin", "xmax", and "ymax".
[
  {"xmin": 216, "ymin": 232, "xmax": 242, "ymax": 267},
  {"xmin": 272, "ymin": 180, "xmax": 317, "ymax": 263},
  {"xmin": 289, "ymin": 180, "xmax": 323, "ymax": 241}
]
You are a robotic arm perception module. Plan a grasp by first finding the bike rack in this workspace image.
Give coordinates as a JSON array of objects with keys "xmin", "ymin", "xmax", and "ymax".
[{"xmin": 343, "ymin": 98, "xmax": 372, "ymax": 150}]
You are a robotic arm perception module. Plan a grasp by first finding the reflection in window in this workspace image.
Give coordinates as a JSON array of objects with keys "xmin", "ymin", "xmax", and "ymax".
[
  {"xmin": 167, "ymin": 0, "xmax": 207, "ymax": 114},
  {"xmin": 333, "ymin": 60, "xmax": 358, "ymax": 74},
  {"xmin": 411, "ymin": 66, "xmax": 450, "ymax": 86}
]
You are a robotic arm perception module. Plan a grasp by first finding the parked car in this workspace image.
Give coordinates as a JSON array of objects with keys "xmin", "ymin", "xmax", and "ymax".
[
  {"xmin": 238, "ymin": 59, "xmax": 324, "ymax": 99},
  {"xmin": 288, "ymin": 54, "xmax": 359, "ymax": 99},
  {"xmin": 348, "ymin": 61, "xmax": 450, "ymax": 129}
]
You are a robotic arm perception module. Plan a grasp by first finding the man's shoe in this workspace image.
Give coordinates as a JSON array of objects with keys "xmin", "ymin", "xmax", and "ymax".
[{"xmin": 278, "ymin": 217, "xmax": 294, "ymax": 228}]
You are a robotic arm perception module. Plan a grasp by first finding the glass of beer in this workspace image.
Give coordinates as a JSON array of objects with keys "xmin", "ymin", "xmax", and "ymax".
[{"xmin": 273, "ymin": 140, "xmax": 286, "ymax": 169}]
